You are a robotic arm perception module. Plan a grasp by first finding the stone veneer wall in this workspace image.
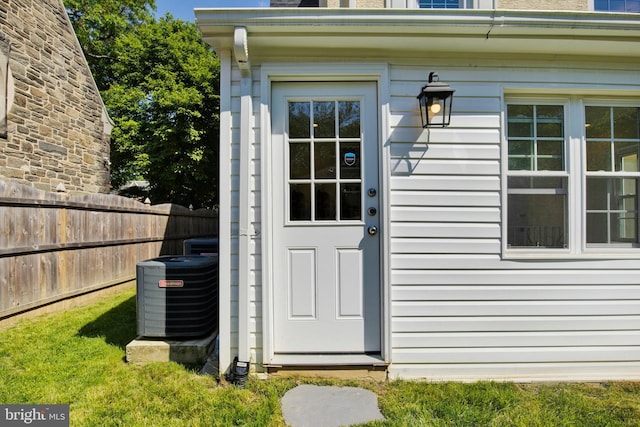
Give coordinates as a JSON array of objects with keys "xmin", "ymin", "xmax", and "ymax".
[
  {"xmin": 0, "ymin": 0, "xmax": 112, "ymax": 194},
  {"xmin": 497, "ymin": 0, "xmax": 588, "ymax": 10}
]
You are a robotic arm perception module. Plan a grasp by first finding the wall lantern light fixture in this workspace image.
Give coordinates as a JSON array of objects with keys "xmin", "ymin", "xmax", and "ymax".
[{"xmin": 417, "ymin": 72, "xmax": 455, "ymax": 128}]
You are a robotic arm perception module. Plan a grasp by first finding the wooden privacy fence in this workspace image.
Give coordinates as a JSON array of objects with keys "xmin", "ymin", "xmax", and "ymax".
[{"xmin": 0, "ymin": 180, "xmax": 218, "ymax": 320}]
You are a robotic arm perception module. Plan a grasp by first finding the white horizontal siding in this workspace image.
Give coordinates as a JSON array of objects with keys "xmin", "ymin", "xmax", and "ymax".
[
  {"xmin": 392, "ymin": 206, "xmax": 500, "ymax": 223},
  {"xmin": 392, "ymin": 159, "xmax": 499, "ymax": 176},
  {"xmin": 392, "ymin": 223, "xmax": 500, "ymax": 239},
  {"xmin": 392, "ymin": 254, "xmax": 640, "ymax": 270},
  {"xmin": 391, "ymin": 176, "xmax": 500, "ymax": 191},
  {"xmin": 392, "ymin": 238, "xmax": 501, "ymax": 254},
  {"xmin": 391, "ymin": 190, "xmax": 500, "ymax": 207},
  {"xmin": 387, "ymin": 62, "xmax": 640, "ymax": 380},
  {"xmin": 392, "ymin": 270, "xmax": 640, "ymax": 285},
  {"xmin": 389, "ymin": 362, "xmax": 640, "ymax": 382},
  {"xmin": 393, "ymin": 285, "xmax": 640, "ymax": 300},
  {"xmin": 392, "ymin": 347, "xmax": 640, "ymax": 364},
  {"xmin": 393, "ymin": 331, "xmax": 640, "ymax": 348},
  {"xmin": 390, "ymin": 143, "xmax": 499, "ymax": 160},
  {"xmin": 394, "ymin": 301, "xmax": 640, "ymax": 317},
  {"xmin": 393, "ymin": 316, "xmax": 640, "ymax": 333}
]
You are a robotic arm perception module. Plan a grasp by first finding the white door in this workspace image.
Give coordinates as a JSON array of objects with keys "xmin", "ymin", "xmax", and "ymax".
[{"xmin": 271, "ymin": 82, "xmax": 381, "ymax": 355}]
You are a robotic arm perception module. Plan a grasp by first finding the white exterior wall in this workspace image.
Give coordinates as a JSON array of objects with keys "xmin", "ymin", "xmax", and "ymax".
[
  {"xmin": 221, "ymin": 57, "xmax": 640, "ymax": 380},
  {"xmin": 220, "ymin": 57, "xmax": 640, "ymax": 381},
  {"xmin": 387, "ymin": 62, "xmax": 640, "ymax": 381}
]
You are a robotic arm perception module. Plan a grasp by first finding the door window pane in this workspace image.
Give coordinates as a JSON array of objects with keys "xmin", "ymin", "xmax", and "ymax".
[
  {"xmin": 290, "ymin": 184, "xmax": 311, "ymax": 221},
  {"xmin": 315, "ymin": 141, "xmax": 336, "ymax": 179},
  {"xmin": 339, "ymin": 101, "xmax": 360, "ymax": 138},
  {"xmin": 341, "ymin": 184, "xmax": 361, "ymax": 221},
  {"xmin": 340, "ymin": 142, "xmax": 361, "ymax": 180},
  {"xmin": 290, "ymin": 143, "xmax": 310, "ymax": 179},
  {"xmin": 315, "ymin": 183, "xmax": 336, "ymax": 220},
  {"xmin": 289, "ymin": 102, "xmax": 310, "ymax": 138},
  {"xmin": 314, "ymin": 101, "xmax": 335, "ymax": 138}
]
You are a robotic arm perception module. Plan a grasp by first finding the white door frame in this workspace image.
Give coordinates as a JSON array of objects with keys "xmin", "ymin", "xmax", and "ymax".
[{"xmin": 260, "ymin": 63, "xmax": 392, "ymax": 366}]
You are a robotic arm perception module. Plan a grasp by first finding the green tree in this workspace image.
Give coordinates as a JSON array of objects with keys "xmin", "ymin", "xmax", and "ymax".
[
  {"xmin": 65, "ymin": 0, "xmax": 220, "ymax": 208},
  {"xmin": 104, "ymin": 16, "xmax": 220, "ymax": 208},
  {"xmin": 65, "ymin": 0, "xmax": 155, "ymax": 89}
]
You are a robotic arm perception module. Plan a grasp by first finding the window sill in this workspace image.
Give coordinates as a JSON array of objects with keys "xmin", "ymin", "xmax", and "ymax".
[{"xmin": 503, "ymin": 248, "xmax": 640, "ymax": 260}]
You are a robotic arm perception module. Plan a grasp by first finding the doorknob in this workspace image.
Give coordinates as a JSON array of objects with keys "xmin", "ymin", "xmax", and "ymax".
[{"xmin": 368, "ymin": 226, "xmax": 378, "ymax": 236}]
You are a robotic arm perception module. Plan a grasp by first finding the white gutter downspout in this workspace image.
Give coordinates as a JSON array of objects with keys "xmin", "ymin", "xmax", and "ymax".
[{"xmin": 234, "ymin": 27, "xmax": 252, "ymax": 365}]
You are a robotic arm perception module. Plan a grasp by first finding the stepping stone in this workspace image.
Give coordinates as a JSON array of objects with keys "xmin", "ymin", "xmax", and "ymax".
[{"xmin": 281, "ymin": 384, "xmax": 385, "ymax": 427}]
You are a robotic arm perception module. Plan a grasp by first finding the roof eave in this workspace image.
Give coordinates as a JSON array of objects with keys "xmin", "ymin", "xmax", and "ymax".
[{"xmin": 195, "ymin": 9, "xmax": 640, "ymax": 59}]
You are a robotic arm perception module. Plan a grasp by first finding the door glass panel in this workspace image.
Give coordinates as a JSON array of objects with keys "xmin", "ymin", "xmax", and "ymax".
[
  {"xmin": 290, "ymin": 184, "xmax": 311, "ymax": 221},
  {"xmin": 314, "ymin": 101, "xmax": 335, "ymax": 138},
  {"xmin": 288, "ymin": 99, "xmax": 364, "ymax": 223},
  {"xmin": 289, "ymin": 102, "xmax": 310, "ymax": 138},
  {"xmin": 290, "ymin": 142, "xmax": 310, "ymax": 179},
  {"xmin": 340, "ymin": 142, "xmax": 361, "ymax": 179},
  {"xmin": 315, "ymin": 141, "xmax": 336, "ymax": 179},
  {"xmin": 341, "ymin": 183, "xmax": 361, "ymax": 221},
  {"xmin": 339, "ymin": 101, "xmax": 360, "ymax": 138},
  {"xmin": 315, "ymin": 183, "xmax": 336, "ymax": 220}
]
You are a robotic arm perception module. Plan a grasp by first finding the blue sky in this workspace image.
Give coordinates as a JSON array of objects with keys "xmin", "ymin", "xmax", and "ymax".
[{"xmin": 155, "ymin": 0, "xmax": 269, "ymax": 22}]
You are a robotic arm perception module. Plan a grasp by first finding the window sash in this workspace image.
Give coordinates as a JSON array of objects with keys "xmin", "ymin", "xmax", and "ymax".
[
  {"xmin": 594, "ymin": 0, "xmax": 640, "ymax": 12},
  {"xmin": 418, "ymin": 0, "xmax": 461, "ymax": 8}
]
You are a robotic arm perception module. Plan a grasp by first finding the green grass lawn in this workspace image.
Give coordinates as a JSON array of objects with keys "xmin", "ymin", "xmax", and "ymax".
[{"xmin": 1, "ymin": 287, "xmax": 639, "ymax": 426}]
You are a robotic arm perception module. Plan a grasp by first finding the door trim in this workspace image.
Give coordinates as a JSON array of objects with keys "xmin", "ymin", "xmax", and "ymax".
[{"xmin": 260, "ymin": 64, "xmax": 391, "ymax": 367}]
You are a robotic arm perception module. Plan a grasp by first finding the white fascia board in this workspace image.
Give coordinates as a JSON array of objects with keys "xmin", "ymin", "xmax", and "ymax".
[{"xmin": 196, "ymin": 9, "xmax": 640, "ymax": 59}]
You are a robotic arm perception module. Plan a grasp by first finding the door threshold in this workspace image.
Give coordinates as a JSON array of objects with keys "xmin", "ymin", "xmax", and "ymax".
[
  {"xmin": 266, "ymin": 353, "xmax": 387, "ymax": 367},
  {"xmin": 265, "ymin": 354, "xmax": 388, "ymax": 380}
]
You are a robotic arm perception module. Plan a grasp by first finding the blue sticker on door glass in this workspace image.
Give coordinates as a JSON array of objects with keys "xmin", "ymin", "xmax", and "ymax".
[{"xmin": 344, "ymin": 152, "xmax": 356, "ymax": 166}]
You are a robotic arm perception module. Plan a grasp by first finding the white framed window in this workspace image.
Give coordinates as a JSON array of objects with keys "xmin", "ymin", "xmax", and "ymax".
[
  {"xmin": 593, "ymin": 0, "xmax": 640, "ymax": 12},
  {"xmin": 418, "ymin": 0, "xmax": 460, "ymax": 7},
  {"xmin": 504, "ymin": 98, "xmax": 640, "ymax": 257},
  {"xmin": 585, "ymin": 105, "xmax": 640, "ymax": 245},
  {"xmin": 506, "ymin": 102, "xmax": 569, "ymax": 250}
]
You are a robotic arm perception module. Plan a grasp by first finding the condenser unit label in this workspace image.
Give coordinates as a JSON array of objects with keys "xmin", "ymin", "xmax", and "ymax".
[{"xmin": 159, "ymin": 280, "xmax": 184, "ymax": 288}]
